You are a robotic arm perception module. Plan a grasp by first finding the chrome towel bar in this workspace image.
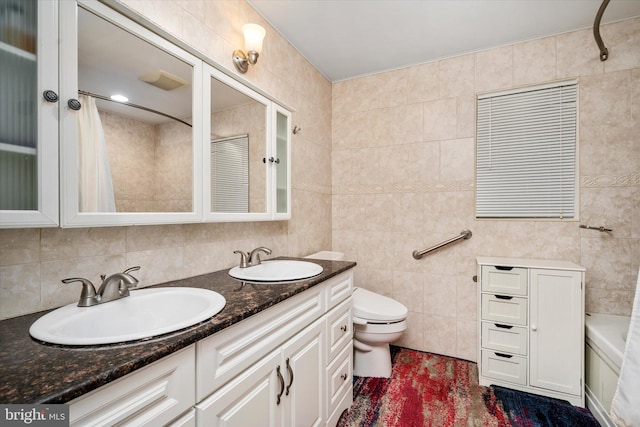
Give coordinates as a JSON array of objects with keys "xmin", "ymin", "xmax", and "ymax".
[{"xmin": 412, "ymin": 229, "xmax": 472, "ymax": 260}]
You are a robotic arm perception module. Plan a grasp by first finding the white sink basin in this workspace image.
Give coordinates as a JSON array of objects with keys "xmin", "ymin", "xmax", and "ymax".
[
  {"xmin": 29, "ymin": 287, "xmax": 226, "ymax": 346},
  {"xmin": 228, "ymin": 260, "xmax": 323, "ymax": 282}
]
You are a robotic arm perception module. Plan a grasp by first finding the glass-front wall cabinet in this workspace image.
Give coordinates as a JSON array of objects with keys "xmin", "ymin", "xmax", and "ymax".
[
  {"xmin": 0, "ymin": 0, "xmax": 290, "ymax": 228},
  {"xmin": 0, "ymin": 0, "xmax": 58, "ymax": 227}
]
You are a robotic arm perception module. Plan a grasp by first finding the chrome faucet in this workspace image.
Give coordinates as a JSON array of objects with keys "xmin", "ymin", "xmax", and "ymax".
[
  {"xmin": 249, "ymin": 247, "xmax": 272, "ymax": 266},
  {"xmin": 62, "ymin": 266, "xmax": 140, "ymax": 307},
  {"xmin": 233, "ymin": 247, "xmax": 272, "ymax": 268}
]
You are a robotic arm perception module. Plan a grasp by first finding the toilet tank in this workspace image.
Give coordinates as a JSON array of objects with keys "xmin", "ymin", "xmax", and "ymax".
[{"xmin": 305, "ymin": 251, "xmax": 345, "ymax": 261}]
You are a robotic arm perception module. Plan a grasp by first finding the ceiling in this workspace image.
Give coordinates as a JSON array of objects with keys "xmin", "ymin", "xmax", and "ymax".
[{"xmin": 249, "ymin": 0, "xmax": 640, "ymax": 82}]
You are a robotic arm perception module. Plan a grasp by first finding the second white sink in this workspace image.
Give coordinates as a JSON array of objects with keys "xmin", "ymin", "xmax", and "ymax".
[
  {"xmin": 29, "ymin": 287, "xmax": 226, "ymax": 346},
  {"xmin": 228, "ymin": 260, "xmax": 323, "ymax": 282}
]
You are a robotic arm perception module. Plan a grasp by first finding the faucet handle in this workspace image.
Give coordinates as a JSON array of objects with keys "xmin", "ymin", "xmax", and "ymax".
[
  {"xmin": 234, "ymin": 250, "xmax": 249, "ymax": 268},
  {"xmin": 62, "ymin": 277, "xmax": 99, "ymax": 307},
  {"xmin": 123, "ymin": 266, "xmax": 140, "ymax": 275}
]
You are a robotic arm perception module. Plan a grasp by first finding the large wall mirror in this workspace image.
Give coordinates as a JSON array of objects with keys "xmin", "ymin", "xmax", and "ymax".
[
  {"xmin": 61, "ymin": 1, "xmax": 203, "ymax": 226},
  {"xmin": 77, "ymin": 6, "xmax": 194, "ymax": 213}
]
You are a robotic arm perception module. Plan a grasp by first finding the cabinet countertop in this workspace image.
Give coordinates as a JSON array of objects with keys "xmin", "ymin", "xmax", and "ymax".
[{"xmin": 0, "ymin": 258, "xmax": 356, "ymax": 404}]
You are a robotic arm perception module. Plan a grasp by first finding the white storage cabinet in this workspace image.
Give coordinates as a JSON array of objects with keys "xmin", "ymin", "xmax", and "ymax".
[{"xmin": 477, "ymin": 257, "xmax": 585, "ymax": 406}]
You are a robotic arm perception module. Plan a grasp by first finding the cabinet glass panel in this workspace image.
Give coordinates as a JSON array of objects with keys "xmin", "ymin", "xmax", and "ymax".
[
  {"xmin": 275, "ymin": 110, "xmax": 288, "ymax": 214},
  {"xmin": 209, "ymin": 76, "xmax": 267, "ymax": 213},
  {"xmin": 0, "ymin": 0, "xmax": 38, "ymax": 210},
  {"xmin": 76, "ymin": 6, "xmax": 194, "ymax": 213}
]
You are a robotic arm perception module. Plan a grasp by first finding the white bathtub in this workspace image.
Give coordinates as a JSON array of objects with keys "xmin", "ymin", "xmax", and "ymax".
[{"xmin": 585, "ymin": 313, "xmax": 631, "ymax": 427}]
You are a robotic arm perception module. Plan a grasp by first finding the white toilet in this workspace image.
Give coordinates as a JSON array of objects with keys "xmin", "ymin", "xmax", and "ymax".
[
  {"xmin": 304, "ymin": 251, "xmax": 408, "ymax": 378},
  {"xmin": 352, "ymin": 287, "xmax": 408, "ymax": 378}
]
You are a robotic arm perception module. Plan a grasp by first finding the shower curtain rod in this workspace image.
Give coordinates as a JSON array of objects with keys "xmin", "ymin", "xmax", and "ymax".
[{"xmin": 78, "ymin": 90, "xmax": 192, "ymax": 128}]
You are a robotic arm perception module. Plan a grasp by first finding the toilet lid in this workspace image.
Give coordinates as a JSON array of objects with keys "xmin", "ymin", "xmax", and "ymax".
[{"xmin": 352, "ymin": 287, "xmax": 408, "ymax": 322}]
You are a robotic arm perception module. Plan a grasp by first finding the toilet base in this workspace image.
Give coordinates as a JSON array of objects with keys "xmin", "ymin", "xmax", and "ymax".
[{"xmin": 353, "ymin": 342, "xmax": 393, "ymax": 378}]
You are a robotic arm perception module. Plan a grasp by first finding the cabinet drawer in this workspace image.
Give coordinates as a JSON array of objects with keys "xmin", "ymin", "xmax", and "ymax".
[
  {"xmin": 481, "ymin": 266, "xmax": 527, "ymax": 296},
  {"xmin": 196, "ymin": 286, "xmax": 324, "ymax": 401},
  {"xmin": 326, "ymin": 270, "xmax": 354, "ymax": 310},
  {"xmin": 481, "ymin": 322, "xmax": 527, "ymax": 355},
  {"xmin": 481, "ymin": 294, "xmax": 527, "ymax": 326},
  {"xmin": 69, "ymin": 346, "xmax": 195, "ymax": 427},
  {"xmin": 326, "ymin": 342, "xmax": 353, "ymax": 419},
  {"xmin": 481, "ymin": 350, "xmax": 527, "ymax": 386},
  {"xmin": 326, "ymin": 297, "xmax": 352, "ymax": 362}
]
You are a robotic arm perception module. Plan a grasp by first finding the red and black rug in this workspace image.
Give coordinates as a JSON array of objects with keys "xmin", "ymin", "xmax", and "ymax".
[{"xmin": 337, "ymin": 347, "xmax": 599, "ymax": 427}]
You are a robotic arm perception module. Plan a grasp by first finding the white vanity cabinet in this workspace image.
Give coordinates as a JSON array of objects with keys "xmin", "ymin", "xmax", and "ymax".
[
  {"xmin": 0, "ymin": 0, "xmax": 59, "ymax": 228},
  {"xmin": 477, "ymin": 257, "xmax": 585, "ymax": 406},
  {"xmin": 68, "ymin": 269, "xmax": 354, "ymax": 427},
  {"xmin": 196, "ymin": 270, "xmax": 353, "ymax": 426}
]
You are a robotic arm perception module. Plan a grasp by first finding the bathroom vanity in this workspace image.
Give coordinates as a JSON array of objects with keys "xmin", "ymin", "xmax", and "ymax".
[
  {"xmin": 0, "ymin": 258, "xmax": 355, "ymax": 427},
  {"xmin": 477, "ymin": 257, "xmax": 585, "ymax": 406}
]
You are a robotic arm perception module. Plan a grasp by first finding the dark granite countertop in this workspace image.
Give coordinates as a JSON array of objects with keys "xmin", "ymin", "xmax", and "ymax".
[{"xmin": 0, "ymin": 258, "xmax": 356, "ymax": 404}]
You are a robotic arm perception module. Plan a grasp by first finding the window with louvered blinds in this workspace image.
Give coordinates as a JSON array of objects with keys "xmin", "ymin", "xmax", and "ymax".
[
  {"xmin": 476, "ymin": 80, "xmax": 578, "ymax": 219},
  {"xmin": 211, "ymin": 135, "xmax": 249, "ymax": 213}
]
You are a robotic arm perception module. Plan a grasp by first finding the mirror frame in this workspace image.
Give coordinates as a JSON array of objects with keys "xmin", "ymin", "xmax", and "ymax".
[{"xmin": 60, "ymin": 0, "xmax": 204, "ymax": 227}]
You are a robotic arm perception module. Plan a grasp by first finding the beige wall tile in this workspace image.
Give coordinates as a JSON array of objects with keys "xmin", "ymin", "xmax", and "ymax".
[
  {"xmin": 423, "ymin": 314, "xmax": 457, "ymax": 356},
  {"xmin": 475, "ymin": 45, "xmax": 513, "ymax": 93},
  {"xmin": 603, "ymin": 17, "xmax": 640, "ymax": 73},
  {"xmin": 41, "ymin": 228, "xmax": 126, "ymax": 262},
  {"xmin": 0, "ymin": 229, "xmax": 40, "ymax": 266},
  {"xmin": 456, "ymin": 320, "xmax": 478, "ymax": 362},
  {"xmin": 423, "ymin": 98, "xmax": 457, "ymax": 141},
  {"xmin": 0, "ymin": 263, "xmax": 40, "ymax": 319},
  {"xmin": 513, "ymin": 37, "xmax": 556, "ymax": 86},
  {"xmin": 556, "ymin": 28, "xmax": 604, "ymax": 78},
  {"xmin": 439, "ymin": 55, "xmax": 475, "ymax": 98},
  {"xmin": 407, "ymin": 62, "xmax": 440, "ymax": 104}
]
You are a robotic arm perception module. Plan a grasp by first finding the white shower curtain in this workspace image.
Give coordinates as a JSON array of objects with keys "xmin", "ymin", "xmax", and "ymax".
[
  {"xmin": 77, "ymin": 95, "xmax": 116, "ymax": 212},
  {"xmin": 611, "ymin": 268, "xmax": 640, "ymax": 426}
]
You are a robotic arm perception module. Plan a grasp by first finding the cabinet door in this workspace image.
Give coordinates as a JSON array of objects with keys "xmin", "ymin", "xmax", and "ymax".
[
  {"xmin": 529, "ymin": 268, "xmax": 583, "ymax": 395},
  {"xmin": 271, "ymin": 105, "xmax": 290, "ymax": 219},
  {"xmin": 0, "ymin": 0, "xmax": 59, "ymax": 227},
  {"xmin": 281, "ymin": 318, "xmax": 325, "ymax": 427},
  {"xmin": 196, "ymin": 349, "xmax": 282, "ymax": 427}
]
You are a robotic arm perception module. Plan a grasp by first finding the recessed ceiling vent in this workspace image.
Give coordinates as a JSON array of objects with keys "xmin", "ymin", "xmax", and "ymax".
[{"xmin": 139, "ymin": 70, "xmax": 188, "ymax": 91}]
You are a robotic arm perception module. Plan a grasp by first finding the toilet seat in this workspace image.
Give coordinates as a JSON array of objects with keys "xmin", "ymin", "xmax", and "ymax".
[{"xmin": 352, "ymin": 287, "xmax": 408, "ymax": 323}]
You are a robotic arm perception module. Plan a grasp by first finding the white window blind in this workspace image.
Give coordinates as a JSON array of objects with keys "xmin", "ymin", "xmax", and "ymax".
[
  {"xmin": 211, "ymin": 135, "xmax": 248, "ymax": 213},
  {"xmin": 476, "ymin": 81, "xmax": 578, "ymax": 219}
]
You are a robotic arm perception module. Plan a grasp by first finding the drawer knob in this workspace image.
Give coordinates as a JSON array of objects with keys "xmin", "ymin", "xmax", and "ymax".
[
  {"xmin": 531, "ymin": 325, "xmax": 538, "ymax": 331},
  {"xmin": 341, "ymin": 373, "xmax": 348, "ymax": 381},
  {"xmin": 340, "ymin": 325, "xmax": 348, "ymax": 332}
]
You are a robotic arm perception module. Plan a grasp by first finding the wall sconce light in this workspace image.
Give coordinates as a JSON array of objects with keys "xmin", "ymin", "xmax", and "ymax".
[{"xmin": 233, "ymin": 23, "xmax": 266, "ymax": 74}]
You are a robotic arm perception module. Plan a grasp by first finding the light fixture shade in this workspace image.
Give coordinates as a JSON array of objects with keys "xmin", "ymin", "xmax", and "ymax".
[{"xmin": 242, "ymin": 23, "xmax": 266, "ymax": 54}]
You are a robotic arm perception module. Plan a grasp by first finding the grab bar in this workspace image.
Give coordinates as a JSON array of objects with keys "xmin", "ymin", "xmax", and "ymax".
[
  {"xmin": 412, "ymin": 229, "xmax": 472, "ymax": 260},
  {"xmin": 579, "ymin": 224, "xmax": 612, "ymax": 233}
]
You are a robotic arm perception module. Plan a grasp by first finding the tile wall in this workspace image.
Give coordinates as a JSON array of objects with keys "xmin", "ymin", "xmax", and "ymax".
[
  {"xmin": 332, "ymin": 18, "xmax": 640, "ymax": 361},
  {"xmin": 0, "ymin": 0, "xmax": 332, "ymax": 320}
]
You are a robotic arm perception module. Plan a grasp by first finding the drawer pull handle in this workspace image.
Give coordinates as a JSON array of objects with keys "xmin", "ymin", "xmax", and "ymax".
[
  {"xmin": 495, "ymin": 352, "xmax": 513, "ymax": 359},
  {"xmin": 276, "ymin": 365, "xmax": 285, "ymax": 405},
  {"xmin": 340, "ymin": 325, "xmax": 348, "ymax": 332},
  {"xmin": 495, "ymin": 295, "xmax": 513, "ymax": 300},
  {"xmin": 495, "ymin": 323, "xmax": 513, "ymax": 329},
  {"xmin": 495, "ymin": 266, "xmax": 514, "ymax": 271},
  {"xmin": 341, "ymin": 373, "xmax": 348, "ymax": 381},
  {"xmin": 285, "ymin": 358, "xmax": 294, "ymax": 396}
]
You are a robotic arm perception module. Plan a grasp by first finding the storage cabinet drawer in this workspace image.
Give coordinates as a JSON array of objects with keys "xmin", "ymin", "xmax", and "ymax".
[
  {"xmin": 326, "ymin": 342, "xmax": 353, "ymax": 419},
  {"xmin": 481, "ymin": 322, "xmax": 527, "ymax": 355},
  {"xmin": 70, "ymin": 346, "xmax": 195, "ymax": 427},
  {"xmin": 481, "ymin": 266, "xmax": 528, "ymax": 296},
  {"xmin": 326, "ymin": 297, "xmax": 352, "ymax": 362},
  {"xmin": 326, "ymin": 270, "xmax": 353, "ymax": 310},
  {"xmin": 481, "ymin": 294, "xmax": 527, "ymax": 326},
  {"xmin": 481, "ymin": 350, "xmax": 527, "ymax": 386}
]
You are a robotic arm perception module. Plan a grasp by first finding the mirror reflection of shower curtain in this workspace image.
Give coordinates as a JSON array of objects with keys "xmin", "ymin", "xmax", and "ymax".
[{"xmin": 77, "ymin": 95, "xmax": 116, "ymax": 212}]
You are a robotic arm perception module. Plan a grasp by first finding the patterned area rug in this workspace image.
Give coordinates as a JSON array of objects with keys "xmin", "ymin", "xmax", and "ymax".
[{"xmin": 337, "ymin": 347, "xmax": 599, "ymax": 427}]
